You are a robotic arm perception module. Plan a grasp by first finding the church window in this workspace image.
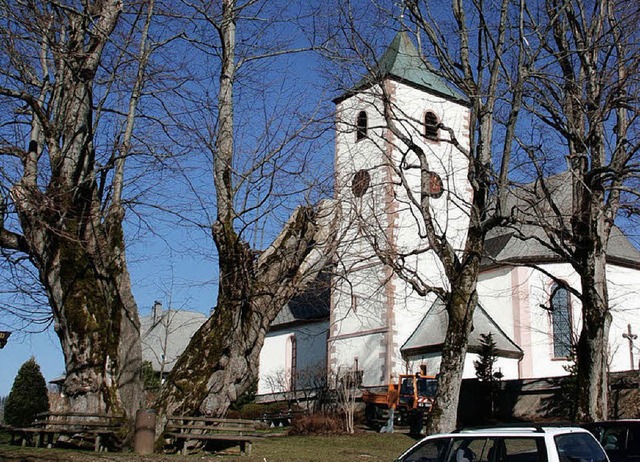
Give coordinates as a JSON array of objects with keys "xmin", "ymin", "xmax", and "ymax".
[
  {"xmin": 287, "ymin": 335, "xmax": 297, "ymax": 391},
  {"xmin": 424, "ymin": 111, "xmax": 439, "ymax": 140},
  {"xmin": 550, "ymin": 285, "xmax": 572, "ymax": 358},
  {"xmin": 351, "ymin": 169, "xmax": 370, "ymax": 198},
  {"xmin": 356, "ymin": 111, "xmax": 368, "ymax": 140},
  {"xmin": 351, "ymin": 293, "xmax": 359, "ymax": 313},
  {"xmin": 424, "ymin": 171, "xmax": 444, "ymax": 198}
]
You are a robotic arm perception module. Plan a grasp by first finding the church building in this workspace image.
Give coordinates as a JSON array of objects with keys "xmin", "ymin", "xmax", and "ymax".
[{"xmin": 256, "ymin": 31, "xmax": 640, "ymax": 398}]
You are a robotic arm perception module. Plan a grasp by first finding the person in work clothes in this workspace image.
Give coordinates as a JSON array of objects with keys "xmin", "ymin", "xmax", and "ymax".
[{"xmin": 380, "ymin": 382, "xmax": 399, "ymax": 433}]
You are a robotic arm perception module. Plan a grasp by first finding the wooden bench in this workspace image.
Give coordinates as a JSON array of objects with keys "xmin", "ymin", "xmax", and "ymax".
[
  {"xmin": 9, "ymin": 412, "xmax": 125, "ymax": 452},
  {"xmin": 164, "ymin": 416, "xmax": 259, "ymax": 456}
]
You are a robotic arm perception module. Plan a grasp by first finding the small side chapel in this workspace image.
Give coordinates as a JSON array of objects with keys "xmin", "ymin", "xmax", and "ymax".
[{"xmin": 256, "ymin": 31, "xmax": 640, "ymax": 398}]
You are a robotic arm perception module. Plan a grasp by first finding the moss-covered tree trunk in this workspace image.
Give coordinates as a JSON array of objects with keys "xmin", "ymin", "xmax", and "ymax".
[
  {"xmin": 155, "ymin": 202, "xmax": 336, "ymax": 420},
  {"xmin": 2, "ymin": 1, "xmax": 142, "ymax": 417}
]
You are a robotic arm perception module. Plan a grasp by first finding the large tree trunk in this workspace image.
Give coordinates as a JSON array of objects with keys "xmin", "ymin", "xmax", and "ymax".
[
  {"xmin": 153, "ymin": 0, "xmax": 338, "ymax": 426},
  {"xmin": 4, "ymin": 1, "xmax": 143, "ymax": 417},
  {"xmin": 575, "ymin": 283, "xmax": 611, "ymax": 422},
  {"xmin": 154, "ymin": 202, "xmax": 337, "ymax": 421},
  {"xmin": 426, "ymin": 268, "xmax": 479, "ymax": 434},
  {"xmin": 13, "ymin": 164, "xmax": 142, "ymax": 417},
  {"xmin": 573, "ymin": 183, "xmax": 612, "ymax": 421}
]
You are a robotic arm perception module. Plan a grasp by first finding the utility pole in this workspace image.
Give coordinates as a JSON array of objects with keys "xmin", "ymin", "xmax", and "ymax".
[{"xmin": 622, "ymin": 324, "xmax": 637, "ymax": 370}]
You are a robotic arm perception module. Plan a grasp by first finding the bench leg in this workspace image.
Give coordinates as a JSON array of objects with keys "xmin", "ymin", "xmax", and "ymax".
[
  {"xmin": 95, "ymin": 434, "xmax": 101, "ymax": 452},
  {"xmin": 239, "ymin": 441, "xmax": 252, "ymax": 456}
]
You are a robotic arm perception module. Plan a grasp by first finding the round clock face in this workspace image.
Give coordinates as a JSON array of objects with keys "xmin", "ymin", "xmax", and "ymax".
[
  {"xmin": 426, "ymin": 171, "xmax": 444, "ymax": 198},
  {"xmin": 351, "ymin": 170, "xmax": 370, "ymax": 197}
]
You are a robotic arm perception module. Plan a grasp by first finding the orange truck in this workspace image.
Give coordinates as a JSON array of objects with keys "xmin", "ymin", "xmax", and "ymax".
[{"xmin": 362, "ymin": 369, "xmax": 437, "ymax": 427}]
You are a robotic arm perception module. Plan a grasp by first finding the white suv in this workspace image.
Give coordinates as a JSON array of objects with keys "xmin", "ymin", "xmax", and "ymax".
[{"xmin": 396, "ymin": 426, "xmax": 609, "ymax": 462}]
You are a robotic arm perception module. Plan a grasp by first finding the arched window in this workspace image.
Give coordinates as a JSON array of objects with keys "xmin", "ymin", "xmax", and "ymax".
[
  {"xmin": 351, "ymin": 170, "xmax": 370, "ymax": 198},
  {"xmin": 356, "ymin": 111, "xmax": 368, "ymax": 140},
  {"xmin": 424, "ymin": 111, "xmax": 439, "ymax": 140},
  {"xmin": 550, "ymin": 285, "xmax": 572, "ymax": 358},
  {"xmin": 286, "ymin": 335, "xmax": 297, "ymax": 391}
]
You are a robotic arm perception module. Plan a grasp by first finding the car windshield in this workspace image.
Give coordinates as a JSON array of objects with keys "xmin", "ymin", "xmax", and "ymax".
[
  {"xmin": 401, "ymin": 378, "xmax": 414, "ymax": 395},
  {"xmin": 397, "ymin": 436, "xmax": 449, "ymax": 462}
]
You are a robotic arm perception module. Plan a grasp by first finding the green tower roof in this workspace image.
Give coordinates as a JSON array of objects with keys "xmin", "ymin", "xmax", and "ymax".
[{"xmin": 335, "ymin": 30, "xmax": 468, "ymax": 105}]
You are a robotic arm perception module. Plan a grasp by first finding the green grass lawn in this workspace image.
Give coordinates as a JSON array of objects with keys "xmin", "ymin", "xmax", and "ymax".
[{"xmin": 0, "ymin": 431, "xmax": 419, "ymax": 462}]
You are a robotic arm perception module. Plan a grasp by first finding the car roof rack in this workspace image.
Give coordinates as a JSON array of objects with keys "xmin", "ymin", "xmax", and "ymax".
[{"xmin": 453, "ymin": 422, "xmax": 579, "ymax": 434}]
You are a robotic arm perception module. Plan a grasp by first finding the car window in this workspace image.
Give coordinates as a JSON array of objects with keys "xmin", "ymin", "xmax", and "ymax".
[
  {"xmin": 502, "ymin": 438, "xmax": 547, "ymax": 462},
  {"xmin": 399, "ymin": 437, "xmax": 450, "ymax": 462},
  {"xmin": 401, "ymin": 378, "xmax": 414, "ymax": 395},
  {"xmin": 555, "ymin": 433, "xmax": 608, "ymax": 462},
  {"xmin": 448, "ymin": 438, "xmax": 493, "ymax": 462},
  {"xmin": 601, "ymin": 427, "xmax": 628, "ymax": 451},
  {"xmin": 627, "ymin": 425, "xmax": 640, "ymax": 452},
  {"xmin": 417, "ymin": 378, "xmax": 437, "ymax": 397}
]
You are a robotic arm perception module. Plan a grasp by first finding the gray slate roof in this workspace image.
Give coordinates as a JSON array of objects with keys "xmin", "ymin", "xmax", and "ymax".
[
  {"xmin": 141, "ymin": 309, "xmax": 207, "ymax": 373},
  {"xmin": 482, "ymin": 172, "xmax": 640, "ymax": 268},
  {"xmin": 335, "ymin": 30, "xmax": 468, "ymax": 105},
  {"xmin": 401, "ymin": 297, "xmax": 523, "ymax": 359},
  {"xmin": 270, "ymin": 273, "xmax": 331, "ymax": 329}
]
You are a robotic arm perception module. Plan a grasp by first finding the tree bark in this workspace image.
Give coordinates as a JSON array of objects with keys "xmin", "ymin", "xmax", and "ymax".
[
  {"xmin": 154, "ymin": 201, "xmax": 338, "ymax": 421},
  {"xmin": 426, "ymin": 285, "xmax": 478, "ymax": 434},
  {"xmin": 2, "ymin": 1, "xmax": 143, "ymax": 417}
]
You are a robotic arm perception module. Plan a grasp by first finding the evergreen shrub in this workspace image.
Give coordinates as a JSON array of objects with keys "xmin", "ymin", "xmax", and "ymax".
[{"xmin": 4, "ymin": 357, "xmax": 49, "ymax": 427}]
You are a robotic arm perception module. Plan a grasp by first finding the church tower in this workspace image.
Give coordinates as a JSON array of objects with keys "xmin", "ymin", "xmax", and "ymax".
[{"xmin": 329, "ymin": 31, "xmax": 472, "ymax": 388}]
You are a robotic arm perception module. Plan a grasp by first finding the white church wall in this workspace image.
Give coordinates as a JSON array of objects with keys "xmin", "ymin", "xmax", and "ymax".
[
  {"xmin": 477, "ymin": 261, "xmax": 640, "ymax": 380},
  {"xmin": 258, "ymin": 332, "xmax": 292, "ymax": 395},
  {"xmin": 602, "ymin": 264, "xmax": 640, "ymax": 372},
  {"xmin": 329, "ymin": 333, "xmax": 386, "ymax": 386},
  {"xmin": 511, "ymin": 263, "xmax": 579, "ymax": 378},
  {"xmin": 257, "ymin": 321, "xmax": 329, "ymax": 396},
  {"xmin": 389, "ymin": 81, "xmax": 471, "ymax": 265},
  {"xmin": 478, "ymin": 266, "xmax": 516, "ymax": 337}
]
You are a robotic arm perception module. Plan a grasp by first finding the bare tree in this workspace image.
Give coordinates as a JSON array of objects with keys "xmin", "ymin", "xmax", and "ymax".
[
  {"xmin": 0, "ymin": 0, "xmax": 157, "ymax": 416},
  {"xmin": 334, "ymin": 368, "xmax": 359, "ymax": 434},
  {"xmin": 153, "ymin": 0, "xmax": 338, "ymax": 419},
  {"xmin": 515, "ymin": 0, "xmax": 640, "ymax": 421},
  {"xmin": 324, "ymin": 0, "xmax": 528, "ymax": 432}
]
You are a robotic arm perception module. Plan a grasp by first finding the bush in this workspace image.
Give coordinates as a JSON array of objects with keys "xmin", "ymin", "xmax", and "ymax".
[
  {"xmin": 288, "ymin": 413, "xmax": 345, "ymax": 435},
  {"xmin": 226, "ymin": 401, "xmax": 291, "ymax": 420},
  {"xmin": 4, "ymin": 357, "xmax": 49, "ymax": 427}
]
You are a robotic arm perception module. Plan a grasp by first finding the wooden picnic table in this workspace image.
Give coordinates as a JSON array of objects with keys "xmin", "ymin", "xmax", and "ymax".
[
  {"xmin": 164, "ymin": 415, "xmax": 260, "ymax": 456},
  {"xmin": 9, "ymin": 412, "xmax": 125, "ymax": 452}
]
